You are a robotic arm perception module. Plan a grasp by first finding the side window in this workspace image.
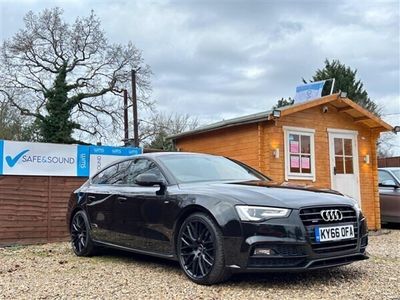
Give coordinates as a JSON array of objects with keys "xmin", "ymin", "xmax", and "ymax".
[
  {"xmin": 378, "ymin": 171, "xmax": 395, "ymax": 185},
  {"xmin": 91, "ymin": 160, "xmax": 132, "ymax": 185},
  {"xmin": 92, "ymin": 164, "xmax": 118, "ymax": 184},
  {"xmin": 127, "ymin": 159, "xmax": 165, "ymax": 185},
  {"xmin": 105, "ymin": 160, "xmax": 132, "ymax": 185}
]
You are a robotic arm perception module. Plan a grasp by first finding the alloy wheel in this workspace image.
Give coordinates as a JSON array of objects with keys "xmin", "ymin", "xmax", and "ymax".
[
  {"xmin": 71, "ymin": 213, "xmax": 88, "ymax": 253},
  {"xmin": 179, "ymin": 220, "xmax": 216, "ymax": 279}
]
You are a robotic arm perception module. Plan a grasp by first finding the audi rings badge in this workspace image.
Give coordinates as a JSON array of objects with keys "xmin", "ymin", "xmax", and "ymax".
[{"xmin": 320, "ymin": 209, "xmax": 343, "ymax": 222}]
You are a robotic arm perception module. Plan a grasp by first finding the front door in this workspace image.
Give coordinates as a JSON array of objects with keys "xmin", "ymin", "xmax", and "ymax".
[
  {"xmin": 328, "ymin": 130, "xmax": 361, "ymax": 203},
  {"xmin": 113, "ymin": 158, "xmax": 172, "ymax": 254}
]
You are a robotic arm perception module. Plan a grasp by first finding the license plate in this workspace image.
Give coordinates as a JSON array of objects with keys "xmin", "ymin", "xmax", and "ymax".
[{"xmin": 315, "ymin": 225, "xmax": 354, "ymax": 243}]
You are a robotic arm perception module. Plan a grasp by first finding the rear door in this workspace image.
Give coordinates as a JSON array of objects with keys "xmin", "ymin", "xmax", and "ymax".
[{"xmin": 85, "ymin": 160, "xmax": 131, "ymax": 243}]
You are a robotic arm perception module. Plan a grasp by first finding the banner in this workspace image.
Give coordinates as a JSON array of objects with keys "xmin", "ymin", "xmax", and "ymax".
[
  {"xmin": 294, "ymin": 80, "xmax": 326, "ymax": 103},
  {"xmin": 0, "ymin": 140, "xmax": 141, "ymax": 177},
  {"xmin": 89, "ymin": 145, "xmax": 141, "ymax": 177}
]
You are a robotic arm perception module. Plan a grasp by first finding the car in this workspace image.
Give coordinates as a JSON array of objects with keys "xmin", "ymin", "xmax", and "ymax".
[
  {"xmin": 378, "ymin": 167, "xmax": 400, "ymax": 224},
  {"xmin": 67, "ymin": 152, "xmax": 368, "ymax": 285}
]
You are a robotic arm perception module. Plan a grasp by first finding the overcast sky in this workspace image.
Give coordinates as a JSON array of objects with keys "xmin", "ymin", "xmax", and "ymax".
[{"xmin": 1, "ymin": 0, "xmax": 399, "ymax": 132}]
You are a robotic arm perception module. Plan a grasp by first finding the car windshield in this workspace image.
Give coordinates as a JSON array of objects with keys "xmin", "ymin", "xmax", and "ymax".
[
  {"xmin": 158, "ymin": 154, "xmax": 267, "ymax": 183},
  {"xmin": 392, "ymin": 169, "xmax": 400, "ymax": 181}
]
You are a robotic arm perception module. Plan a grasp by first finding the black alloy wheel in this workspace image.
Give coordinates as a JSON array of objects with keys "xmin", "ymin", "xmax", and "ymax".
[
  {"xmin": 177, "ymin": 213, "xmax": 231, "ymax": 285},
  {"xmin": 70, "ymin": 210, "xmax": 95, "ymax": 256}
]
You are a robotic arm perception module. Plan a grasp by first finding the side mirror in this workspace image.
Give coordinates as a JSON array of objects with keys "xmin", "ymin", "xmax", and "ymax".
[{"xmin": 135, "ymin": 173, "xmax": 166, "ymax": 195}]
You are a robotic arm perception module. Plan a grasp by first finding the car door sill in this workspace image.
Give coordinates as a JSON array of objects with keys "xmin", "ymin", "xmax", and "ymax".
[{"xmin": 93, "ymin": 240, "xmax": 176, "ymax": 260}]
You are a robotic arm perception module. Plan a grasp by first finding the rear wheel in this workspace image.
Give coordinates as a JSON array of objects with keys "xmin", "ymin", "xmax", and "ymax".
[
  {"xmin": 70, "ymin": 210, "xmax": 96, "ymax": 256},
  {"xmin": 177, "ymin": 213, "xmax": 231, "ymax": 285}
]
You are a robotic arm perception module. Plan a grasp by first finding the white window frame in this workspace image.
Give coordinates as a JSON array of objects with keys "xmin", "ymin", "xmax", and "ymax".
[{"xmin": 283, "ymin": 126, "xmax": 316, "ymax": 181}]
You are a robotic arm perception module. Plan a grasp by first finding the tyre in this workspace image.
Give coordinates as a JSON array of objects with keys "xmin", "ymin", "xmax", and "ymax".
[
  {"xmin": 70, "ymin": 210, "xmax": 96, "ymax": 256},
  {"xmin": 177, "ymin": 212, "xmax": 231, "ymax": 285}
]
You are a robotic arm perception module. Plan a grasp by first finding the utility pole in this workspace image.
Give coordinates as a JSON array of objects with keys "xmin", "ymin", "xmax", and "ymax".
[
  {"xmin": 123, "ymin": 89, "xmax": 129, "ymax": 146},
  {"xmin": 131, "ymin": 69, "xmax": 139, "ymax": 147}
]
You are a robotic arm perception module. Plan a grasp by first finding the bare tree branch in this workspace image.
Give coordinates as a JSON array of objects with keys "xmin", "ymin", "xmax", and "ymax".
[{"xmin": 0, "ymin": 8, "xmax": 153, "ymax": 143}]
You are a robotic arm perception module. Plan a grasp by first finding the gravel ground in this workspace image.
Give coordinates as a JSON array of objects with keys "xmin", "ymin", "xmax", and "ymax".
[{"xmin": 1, "ymin": 229, "xmax": 399, "ymax": 300}]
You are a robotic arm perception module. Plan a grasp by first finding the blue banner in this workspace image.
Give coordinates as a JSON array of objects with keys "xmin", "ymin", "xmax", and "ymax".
[
  {"xmin": 0, "ymin": 140, "xmax": 4, "ymax": 175},
  {"xmin": 0, "ymin": 140, "xmax": 141, "ymax": 177},
  {"xmin": 88, "ymin": 145, "xmax": 142, "ymax": 176},
  {"xmin": 89, "ymin": 145, "xmax": 142, "ymax": 156},
  {"xmin": 295, "ymin": 80, "xmax": 326, "ymax": 103},
  {"xmin": 77, "ymin": 145, "xmax": 90, "ymax": 177}
]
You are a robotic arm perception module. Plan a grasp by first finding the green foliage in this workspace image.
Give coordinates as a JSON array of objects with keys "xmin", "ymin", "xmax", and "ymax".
[
  {"xmin": 39, "ymin": 63, "xmax": 79, "ymax": 143},
  {"xmin": 273, "ymin": 97, "xmax": 294, "ymax": 109},
  {"xmin": 147, "ymin": 130, "xmax": 175, "ymax": 151},
  {"xmin": 307, "ymin": 59, "xmax": 380, "ymax": 115}
]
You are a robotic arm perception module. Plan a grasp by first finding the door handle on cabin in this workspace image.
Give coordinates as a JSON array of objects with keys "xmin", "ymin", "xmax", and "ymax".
[
  {"xmin": 117, "ymin": 196, "xmax": 128, "ymax": 203},
  {"xmin": 88, "ymin": 195, "xmax": 96, "ymax": 202}
]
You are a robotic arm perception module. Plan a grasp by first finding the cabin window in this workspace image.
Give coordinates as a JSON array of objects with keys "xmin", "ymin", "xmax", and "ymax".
[{"xmin": 283, "ymin": 126, "xmax": 316, "ymax": 181}]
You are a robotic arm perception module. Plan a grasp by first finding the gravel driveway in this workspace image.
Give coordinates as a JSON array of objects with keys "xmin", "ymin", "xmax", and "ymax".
[{"xmin": 1, "ymin": 229, "xmax": 399, "ymax": 300}]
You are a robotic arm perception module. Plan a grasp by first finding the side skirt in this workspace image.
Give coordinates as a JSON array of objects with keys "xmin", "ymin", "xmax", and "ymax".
[{"xmin": 93, "ymin": 240, "xmax": 177, "ymax": 261}]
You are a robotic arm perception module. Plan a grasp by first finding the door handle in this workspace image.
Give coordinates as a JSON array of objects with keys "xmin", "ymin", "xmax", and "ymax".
[
  {"xmin": 118, "ymin": 196, "xmax": 127, "ymax": 203},
  {"xmin": 88, "ymin": 195, "xmax": 96, "ymax": 202}
]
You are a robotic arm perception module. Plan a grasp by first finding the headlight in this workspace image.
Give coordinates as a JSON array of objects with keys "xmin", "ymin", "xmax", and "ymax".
[{"xmin": 235, "ymin": 205, "xmax": 291, "ymax": 222}]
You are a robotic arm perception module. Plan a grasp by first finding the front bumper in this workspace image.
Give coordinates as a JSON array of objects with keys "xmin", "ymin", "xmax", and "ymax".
[{"xmin": 223, "ymin": 206, "xmax": 369, "ymax": 272}]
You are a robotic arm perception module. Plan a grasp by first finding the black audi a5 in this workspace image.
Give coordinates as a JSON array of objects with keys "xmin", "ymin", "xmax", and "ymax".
[{"xmin": 67, "ymin": 152, "xmax": 368, "ymax": 285}]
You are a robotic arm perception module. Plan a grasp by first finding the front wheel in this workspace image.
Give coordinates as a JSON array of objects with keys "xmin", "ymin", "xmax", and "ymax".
[
  {"xmin": 177, "ymin": 213, "xmax": 231, "ymax": 285},
  {"xmin": 70, "ymin": 210, "xmax": 96, "ymax": 256}
]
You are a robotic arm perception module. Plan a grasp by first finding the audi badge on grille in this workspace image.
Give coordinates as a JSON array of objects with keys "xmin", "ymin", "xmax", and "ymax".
[{"xmin": 320, "ymin": 209, "xmax": 343, "ymax": 222}]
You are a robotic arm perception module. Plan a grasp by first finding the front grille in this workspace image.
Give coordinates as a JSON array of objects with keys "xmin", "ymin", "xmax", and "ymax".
[
  {"xmin": 248, "ymin": 257, "xmax": 306, "ymax": 268},
  {"xmin": 299, "ymin": 206, "xmax": 358, "ymax": 254},
  {"xmin": 273, "ymin": 244, "xmax": 307, "ymax": 256}
]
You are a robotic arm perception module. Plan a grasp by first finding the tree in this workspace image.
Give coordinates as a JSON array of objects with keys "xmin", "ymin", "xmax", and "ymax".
[
  {"xmin": 141, "ymin": 113, "xmax": 199, "ymax": 150},
  {"xmin": 306, "ymin": 59, "xmax": 380, "ymax": 115},
  {"xmin": 272, "ymin": 97, "xmax": 294, "ymax": 109},
  {"xmin": 0, "ymin": 101, "xmax": 35, "ymax": 141},
  {"xmin": 377, "ymin": 132, "xmax": 398, "ymax": 158},
  {"xmin": 0, "ymin": 8, "xmax": 151, "ymax": 144}
]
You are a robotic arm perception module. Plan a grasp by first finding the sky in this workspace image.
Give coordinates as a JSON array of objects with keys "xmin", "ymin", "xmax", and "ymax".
[{"xmin": 0, "ymin": 0, "xmax": 399, "ymax": 149}]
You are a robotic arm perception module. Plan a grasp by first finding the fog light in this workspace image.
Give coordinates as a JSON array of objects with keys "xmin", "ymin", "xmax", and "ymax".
[{"xmin": 254, "ymin": 248, "xmax": 274, "ymax": 256}]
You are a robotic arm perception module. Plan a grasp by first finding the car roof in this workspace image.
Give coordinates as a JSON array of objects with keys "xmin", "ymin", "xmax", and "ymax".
[
  {"xmin": 140, "ymin": 151, "xmax": 218, "ymax": 158},
  {"xmin": 378, "ymin": 167, "xmax": 400, "ymax": 171},
  {"xmin": 109, "ymin": 152, "xmax": 220, "ymax": 165}
]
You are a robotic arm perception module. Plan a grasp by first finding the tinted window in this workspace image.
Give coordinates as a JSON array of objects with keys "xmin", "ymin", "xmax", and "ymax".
[
  {"xmin": 105, "ymin": 160, "xmax": 132, "ymax": 184},
  {"xmin": 127, "ymin": 159, "xmax": 165, "ymax": 185},
  {"xmin": 158, "ymin": 155, "xmax": 265, "ymax": 183},
  {"xmin": 92, "ymin": 160, "xmax": 132, "ymax": 185}
]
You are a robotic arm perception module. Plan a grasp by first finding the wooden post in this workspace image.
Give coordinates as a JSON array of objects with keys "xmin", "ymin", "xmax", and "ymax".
[
  {"xmin": 131, "ymin": 70, "xmax": 139, "ymax": 147},
  {"xmin": 123, "ymin": 89, "xmax": 129, "ymax": 145}
]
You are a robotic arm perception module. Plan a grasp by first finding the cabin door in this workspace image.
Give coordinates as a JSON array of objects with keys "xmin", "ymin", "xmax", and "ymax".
[{"xmin": 328, "ymin": 129, "xmax": 361, "ymax": 203}]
